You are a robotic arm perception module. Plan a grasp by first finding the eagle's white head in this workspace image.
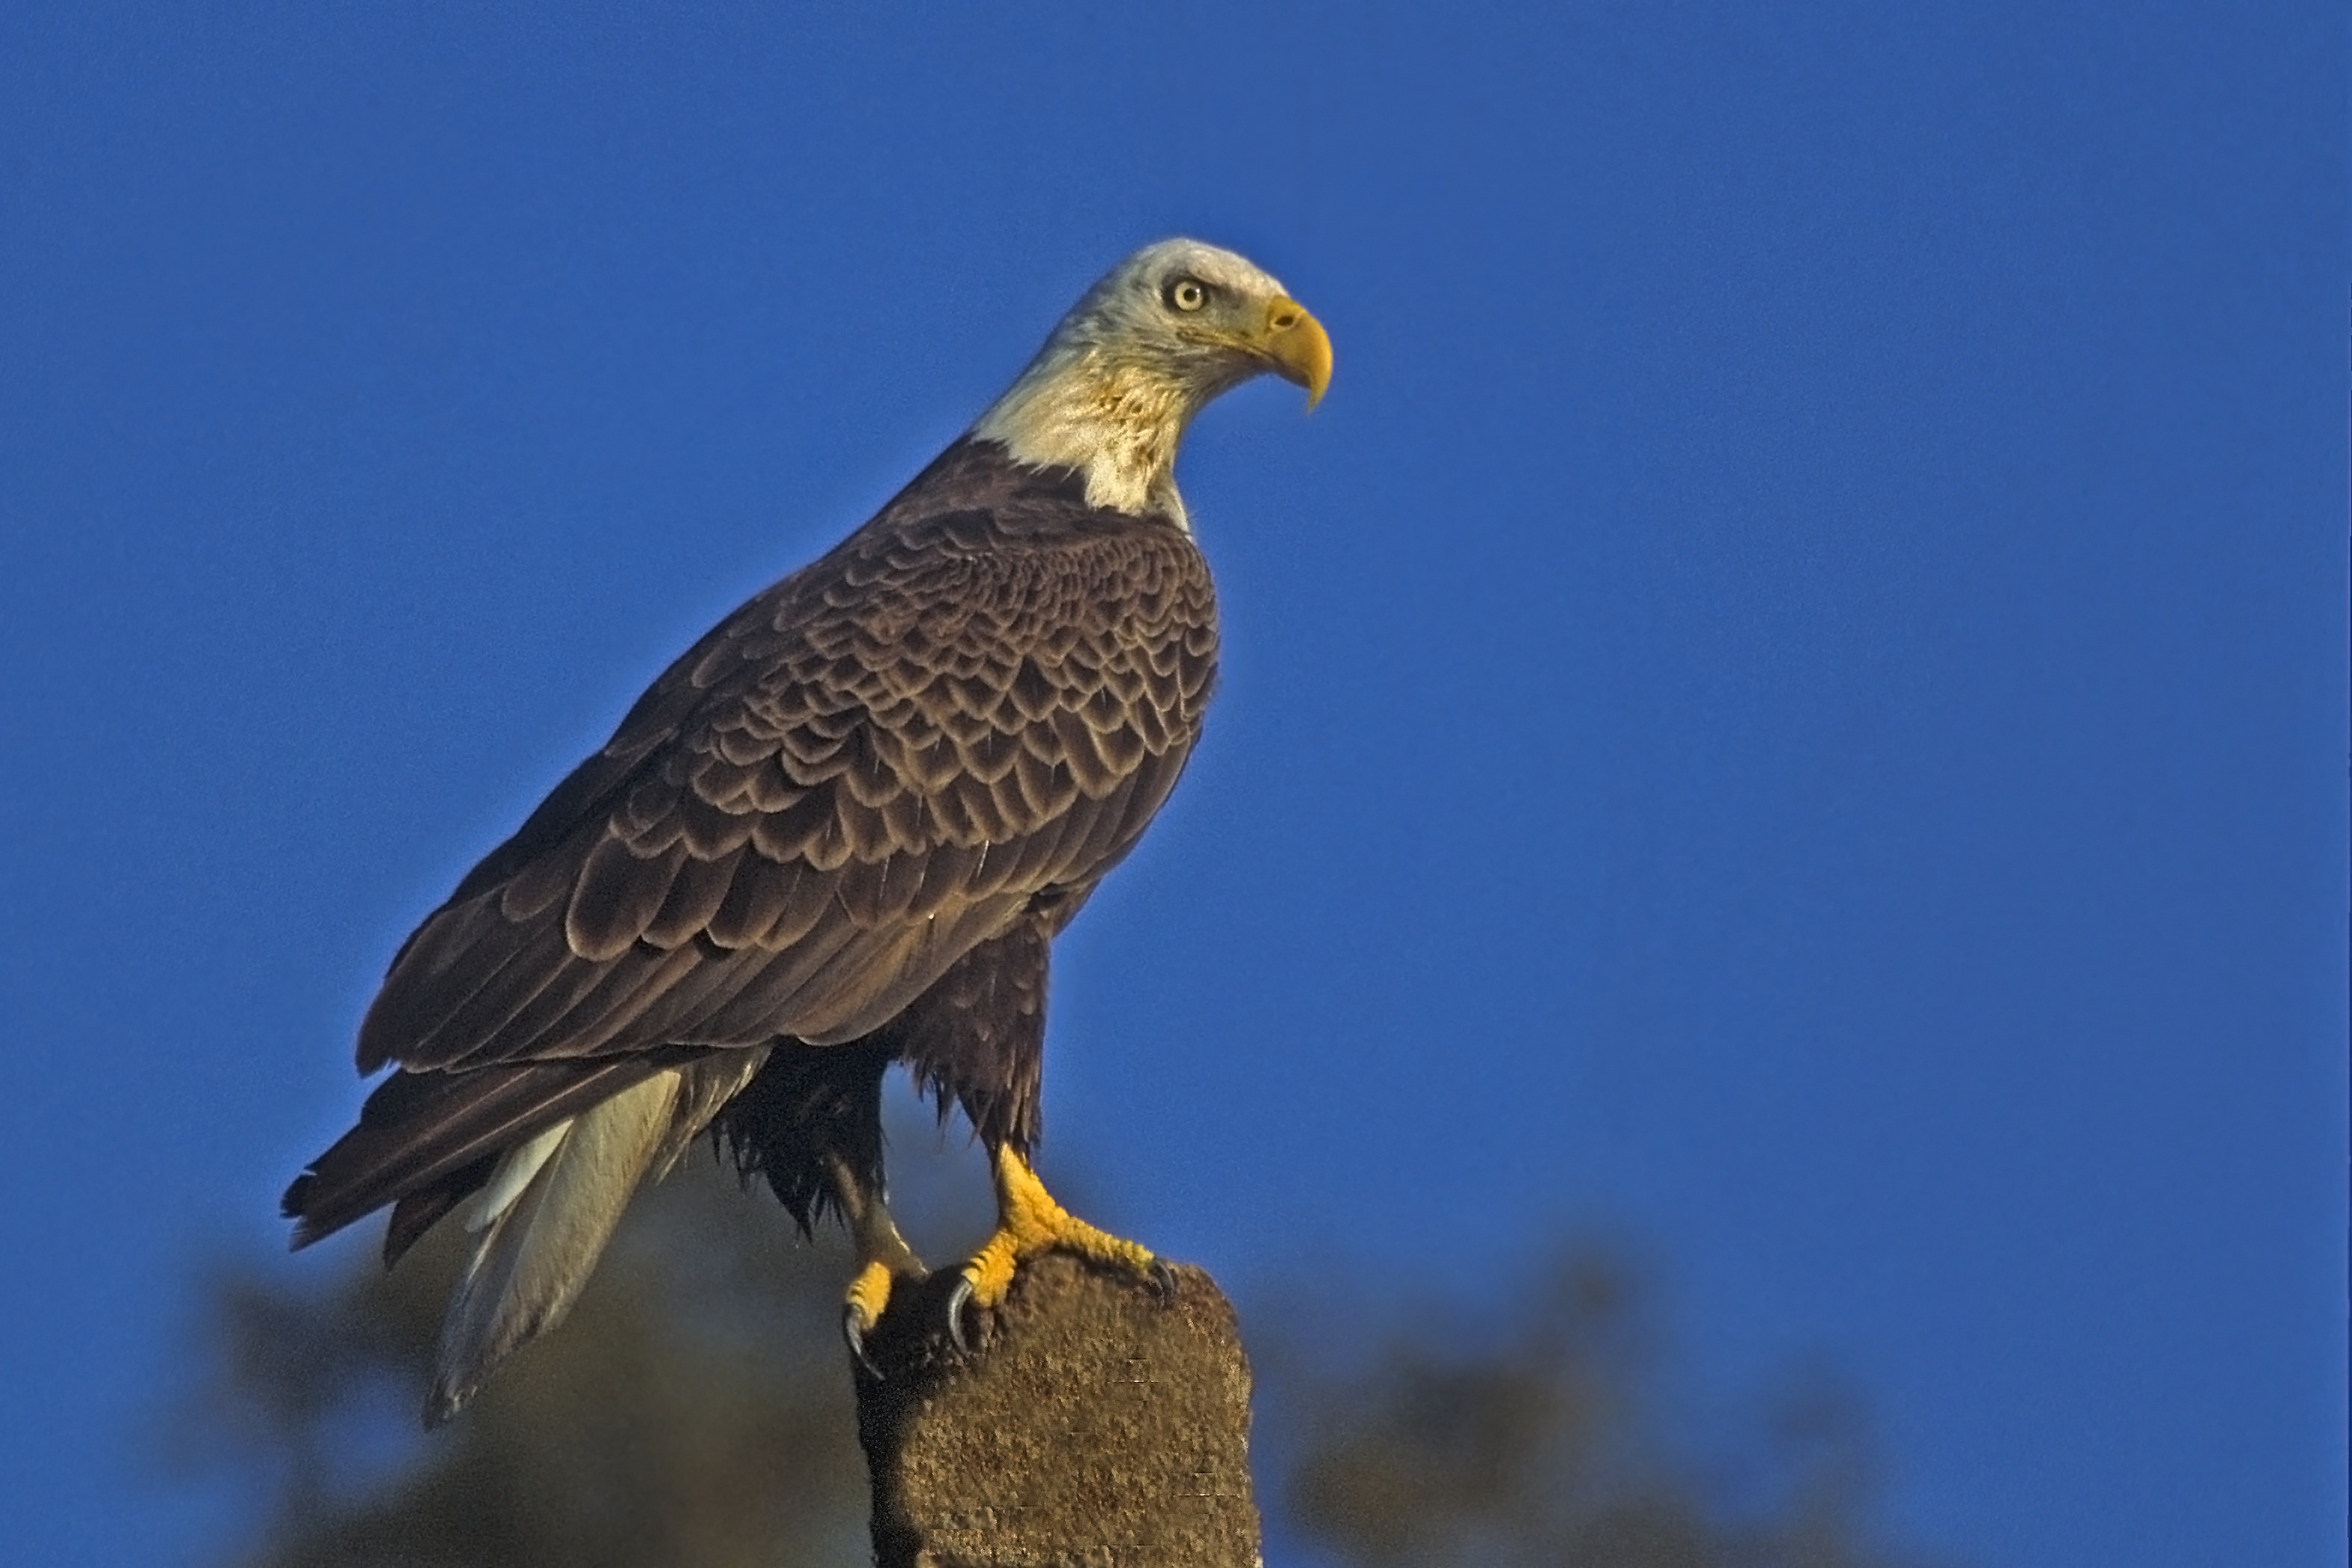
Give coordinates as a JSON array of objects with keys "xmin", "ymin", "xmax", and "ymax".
[{"xmin": 971, "ymin": 239, "xmax": 1332, "ymax": 526}]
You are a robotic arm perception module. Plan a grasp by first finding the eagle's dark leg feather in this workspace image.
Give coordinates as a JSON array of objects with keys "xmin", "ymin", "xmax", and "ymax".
[
  {"xmin": 884, "ymin": 915, "xmax": 1054, "ymax": 1155},
  {"xmin": 714, "ymin": 1037, "xmax": 926, "ymax": 1369},
  {"xmin": 716, "ymin": 1037, "xmax": 898, "ymax": 1236}
]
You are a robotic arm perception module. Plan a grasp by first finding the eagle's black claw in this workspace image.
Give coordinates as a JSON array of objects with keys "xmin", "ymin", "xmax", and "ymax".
[
  {"xmin": 843, "ymin": 1310, "xmax": 881, "ymax": 1380},
  {"xmin": 1149, "ymin": 1258, "xmax": 1179, "ymax": 1302},
  {"xmin": 946, "ymin": 1276, "xmax": 977, "ymax": 1354}
]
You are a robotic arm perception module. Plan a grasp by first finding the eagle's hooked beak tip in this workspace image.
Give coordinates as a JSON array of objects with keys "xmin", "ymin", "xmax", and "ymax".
[{"xmin": 1263, "ymin": 297, "xmax": 1332, "ymax": 412}]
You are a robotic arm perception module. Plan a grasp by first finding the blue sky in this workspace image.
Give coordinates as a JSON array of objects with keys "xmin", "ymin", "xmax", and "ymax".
[{"xmin": 1, "ymin": 4, "xmax": 2342, "ymax": 1565}]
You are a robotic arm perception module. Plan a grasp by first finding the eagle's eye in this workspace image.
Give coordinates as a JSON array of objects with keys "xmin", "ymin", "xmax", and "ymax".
[{"xmin": 1164, "ymin": 276, "xmax": 1209, "ymax": 313}]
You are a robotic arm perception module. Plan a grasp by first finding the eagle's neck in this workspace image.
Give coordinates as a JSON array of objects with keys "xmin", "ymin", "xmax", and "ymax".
[{"xmin": 970, "ymin": 348, "xmax": 1198, "ymax": 529}]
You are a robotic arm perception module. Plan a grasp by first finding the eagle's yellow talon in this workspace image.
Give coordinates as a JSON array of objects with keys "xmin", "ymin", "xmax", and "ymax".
[
  {"xmin": 844, "ymin": 1258, "xmax": 898, "ymax": 1336},
  {"xmin": 957, "ymin": 1231, "xmax": 1023, "ymax": 1313},
  {"xmin": 949, "ymin": 1146, "xmax": 1163, "ymax": 1347}
]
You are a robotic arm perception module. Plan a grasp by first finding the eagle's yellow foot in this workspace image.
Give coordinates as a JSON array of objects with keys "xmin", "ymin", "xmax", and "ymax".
[
  {"xmin": 947, "ymin": 1145, "xmax": 1170, "ymax": 1351},
  {"xmin": 832, "ymin": 1157, "xmax": 927, "ymax": 1378}
]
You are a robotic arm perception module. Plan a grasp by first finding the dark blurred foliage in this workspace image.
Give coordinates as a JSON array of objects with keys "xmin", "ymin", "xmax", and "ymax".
[
  {"xmin": 171, "ymin": 1156, "xmax": 1948, "ymax": 1567},
  {"xmin": 1257, "ymin": 1251, "xmax": 1948, "ymax": 1568},
  {"xmin": 169, "ymin": 1159, "xmax": 871, "ymax": 1567}
]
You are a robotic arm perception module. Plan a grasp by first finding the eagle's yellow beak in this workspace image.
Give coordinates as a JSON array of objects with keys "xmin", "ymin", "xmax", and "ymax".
[{"xmin": 1257, "ymin": 296, "xmax": 1333, "ymax": 411}]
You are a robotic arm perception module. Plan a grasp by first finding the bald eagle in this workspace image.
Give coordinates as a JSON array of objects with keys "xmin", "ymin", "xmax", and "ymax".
[{"xmin": 283, "ymin": 240, "xmax": 1331, "ymax": 1424}]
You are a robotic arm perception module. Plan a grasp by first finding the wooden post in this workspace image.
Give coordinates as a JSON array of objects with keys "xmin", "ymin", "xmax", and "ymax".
[{"xmin": 853, "ymin": 1254, "xmax": 1263, "ymax": 1567}]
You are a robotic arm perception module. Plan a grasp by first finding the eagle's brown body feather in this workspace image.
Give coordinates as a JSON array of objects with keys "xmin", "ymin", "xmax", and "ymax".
[{"xmin": 284, "ymin": 438, "xmax": 1216, "ymax": 1261}]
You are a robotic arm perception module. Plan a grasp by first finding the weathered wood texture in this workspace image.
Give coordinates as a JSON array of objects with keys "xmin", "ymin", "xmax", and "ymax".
[{"xmin": 854, "ymin": 1256, "xmax": 1263, "ymax": 1567}]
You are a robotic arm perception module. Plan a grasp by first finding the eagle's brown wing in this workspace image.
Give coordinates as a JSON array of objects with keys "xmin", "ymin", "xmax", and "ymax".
[{"xmin": 287, "ymin": 443, "xmax": 1216, "ymax": 1248}]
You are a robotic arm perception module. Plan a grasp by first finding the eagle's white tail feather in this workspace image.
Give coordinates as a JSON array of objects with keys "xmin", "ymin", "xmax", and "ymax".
[
  {"xmin": 427, "ymin": 1071, "xmax": 682, "ymax": 1425},
  {"xmin": 458, "ymin": 1119, "xmax": 573, "ymax": 1240}
]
